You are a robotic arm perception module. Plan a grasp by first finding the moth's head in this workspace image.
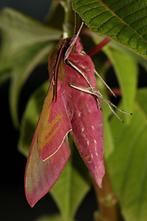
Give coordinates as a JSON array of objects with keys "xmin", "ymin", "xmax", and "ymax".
[
  {"xmin": 70, "ymin": 37, "xmax": 83, "ymax": 54},
  {"xmin": 74, "ymin": 37, "xmax": 83, "ymax": 53}
]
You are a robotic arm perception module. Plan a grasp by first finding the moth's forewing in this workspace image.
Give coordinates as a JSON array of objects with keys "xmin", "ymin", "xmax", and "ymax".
[
  {"xmin": 25, "ymin": 40, "xmax": 73, "ymax": 206},
  {"xmin": 25, "ymin": 77, "xmax": 72, "ymax": 207},
  {"xmin": 25, "ymin": 138, "xmax": 70, "ymax": 207},
  {"xmin": 71, "ymin": 97, "xmax": 104, "ymax": 187},
  {"xmin": 48, "ymin": 39, "xmax": 68, "ymax": 99},
  {"xmin": 64, "ymin": 41, "xmax": 105, "ymax": 187},
  {"xmin": 28, "ymin": 39, "xmax": 72, "ymax": 160},
  {"xmin": 48, "ymin": 39, "xmax": 65, "ymax": 81},
  {"xmin": 37, "ymin": 86, "xmax": 72, "ymax": 160}
]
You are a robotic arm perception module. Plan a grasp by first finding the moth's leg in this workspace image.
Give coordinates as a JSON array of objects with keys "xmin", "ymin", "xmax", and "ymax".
[
  {"xmin": 66, "ymin": 57, "xmax": 106, "ymax": 107},
  {"xmin": 70, "ymin": 84, "xmax": 130, "ymax": 120},
  {"xmin": 94, "ymin": 89, "xmax": 131, "ymax": 121},
  {"xmin": 106, "ymin": 100, "xmax": 132, "ymax": 116},
  {"xmin": 95, "ymin": 88, "xmax": 131, "ymax": 115},
  {"xmin": 95, "ymin": 97, "xmax": 102, "ymax": 110},
  {"xmin": 87, "ymin": 88, "xmax": 130, "ymax": 120},
  {"xmin": 94, "ymin": 91, "xmax": 122, "ymax": 120},
  {"xmin": 67, "ymin": 60, "xmax": 93, "ymax": 88},
  {"xmin": 69, "ymin": 84, "xmax": 102, "ymax": 101},
  {"xmin": 107, "ymin": 103, "xmax": 122, "ymax": 121},
  {"xmin": 64, "ymin": 22, "xmax": 84, "ymax": 61},
  {"xmin": 94, "ymin": 69, "xmax": 116, "ymax": 97},
  {"xmin": 69, "ymin": 84, "xmax": 94, "ymax": 94},
  {"xmin": 70, "ymin": 84, "xmax": 102, "ymax": 110}
]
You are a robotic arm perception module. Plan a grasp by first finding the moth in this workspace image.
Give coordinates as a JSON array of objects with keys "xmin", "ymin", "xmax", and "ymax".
[{"xmin": 25, "ymin": 23, "xmax": 105, "ymax": 207}]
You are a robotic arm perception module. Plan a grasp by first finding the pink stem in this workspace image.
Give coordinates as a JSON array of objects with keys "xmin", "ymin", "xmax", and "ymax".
[
  {"xmin": 88, "ymin": 37, "xmax": 111, "ymax": 57},
  {"xmin": 108, "ymin": 88, "xmax": 122, "ymax": 97}
]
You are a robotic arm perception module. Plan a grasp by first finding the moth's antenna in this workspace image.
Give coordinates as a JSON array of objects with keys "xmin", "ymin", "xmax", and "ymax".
[
  {"xmin": 105, "ymin": 101, "xmax": 132, "ymax": 116},
  {"xmin": 69, "ymin": 84, "xmax": 131, "ymax": 121},
  {"xmin": 94, "ymin": 69, "xmax": 116, "ymax": 97},
  {"xmin": 107, "ymin": 103, "xmax": 122, "ymax": 121},
  {"xmin": 64, "ymin": 22, "xmax": 84, "ymax": 61},
  {"xmin": 67, "ymin": 60, "xmax": 116, "ymax": 103},
  {"xmin": 67, "ymin": 60, "xmax": 93, "ymax": 88},
  {"xmin": 68, "ymin": 58, "xmax": 115, "ymax": 99}
]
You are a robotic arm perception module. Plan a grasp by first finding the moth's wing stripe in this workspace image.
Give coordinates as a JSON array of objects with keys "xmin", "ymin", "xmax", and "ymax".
[{"xmin": 25, "ymin": 139, "xmax": 70, "ymax": 207}]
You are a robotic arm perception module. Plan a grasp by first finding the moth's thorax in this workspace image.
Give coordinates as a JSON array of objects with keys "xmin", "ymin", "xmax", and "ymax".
[
  {"xmin": 48, "ymin": 37, "xmax": 96, "ymax": 104},
  {"xmin": 64, "ymin": 52, "xmax": 96, "ymax": 88}
]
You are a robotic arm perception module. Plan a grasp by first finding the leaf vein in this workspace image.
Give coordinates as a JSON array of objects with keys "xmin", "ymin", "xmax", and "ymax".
[
  {"xmin": 98, "ymin": 0, "xmax": 147, "ymax": 44},
  {"xmin": 130, "ymin": 14, "xmax": 147, "ymax": 27},
  {"xmin": 123, "ymin": 6, "xmax": 147, "ymax": 21},
  {"xmin": 114, "ymin": 0, "xmax": 137, "ymax": 14},
  {"xmin": 82, "ymin": 5, "xmax": 104, "ymax": 16},
  {"xmin": 76, "ymin": 1, "xmax": 98, "ymax": 11},
  {"xmin": 89, "ymin": 11, "xmax": 112, "ymax": 25},
  {"xmin": 97, "ymin": 16, "xmax": 115, "ymax": 30}
]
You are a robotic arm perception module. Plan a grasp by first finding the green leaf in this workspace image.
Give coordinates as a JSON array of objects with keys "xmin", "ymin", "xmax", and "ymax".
[
  {"xmin": 105, "ymin": 46, "xmax": 138, "ymax": 120},
  {"xmin": 0, "ymin": 8, "xmax": 61, "ymax": 63},
  {"xmin": 18, "ymin": 82, "xmax": 48, "ymax": 156},
  {"xmin": 104, "ymin": 115, "xmax": 114, "ymax": 158},
  {"xmin": 91, "ymin": 33, "xmax": 138, "ymax": 122},
  {"xmin": 51, "ymin": 159, "xmax": 90, "ymax": 221},
  {"xmin": 107, "ymin": 89, "xmax": 147, "ymax": 221},
  {"xmin": 73, "ymin": 0, "xmax": 147, "ymax": 58},
  {"xmin": 102, "ymin": 102, "xmax": 114, "ymax": 158},
  {"xmin": 0, "ymin": 8, "xmax": 61, "ymax": 126},
  {"xmin": 9, "ymin": 43, "xmax": 53, "ymax": 127}
]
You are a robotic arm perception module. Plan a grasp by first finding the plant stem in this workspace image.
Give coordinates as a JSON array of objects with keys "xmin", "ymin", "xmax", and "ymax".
[
  {"xmin": 87, "ymin": 37, "xmax": 111, "ymax": 57},
  {"xmin": 61, "ymin": 0, "xmax": 75, "ymax": 38},
  {"xmin": 93, "ymin": 165, "xmax": 121, "ymax": 221}
]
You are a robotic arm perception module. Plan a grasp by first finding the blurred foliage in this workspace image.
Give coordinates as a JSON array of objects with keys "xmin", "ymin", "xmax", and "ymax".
[
  {"xmin": 0, "ymin": 8, "xmax": 61, "ymax": 126},
  {"xmin": 107, "ymin": 89, "xmax": 147, "ymax": 221},
  {"xmin": 0, "ymin": 1, "xmax": 147, "ymax": 221},
  {"xmin": 36, "ymin": 215, "xmax": 71, "ymax": 221}
]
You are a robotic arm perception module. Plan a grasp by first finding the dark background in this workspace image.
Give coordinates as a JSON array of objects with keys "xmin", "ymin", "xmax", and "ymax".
[
  {"xmin": 1, "ymin": 1, "xmax": 147, "ymax": 221},
  {"xmin": 0, "ymin": 1, "xmax": 97, "ymax": 221}
]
